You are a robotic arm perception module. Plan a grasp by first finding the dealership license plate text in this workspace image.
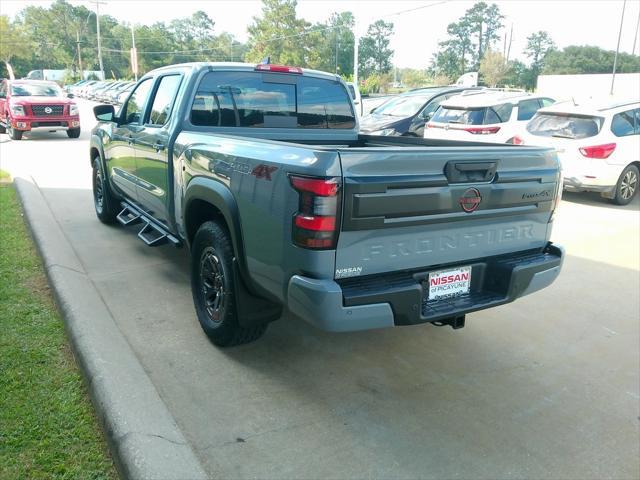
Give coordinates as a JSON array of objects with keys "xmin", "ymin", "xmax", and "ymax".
[{"xmin": 428, "ymin": 266, "xmax": 471, "ymax": 300}]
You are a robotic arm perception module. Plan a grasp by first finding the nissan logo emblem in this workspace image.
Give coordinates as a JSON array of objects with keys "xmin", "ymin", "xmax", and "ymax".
[
  {"xmin": 44, "ymin": 107, "xmax": 53, "ymax": 114},
  {"xmin": 459, "ymin": 188, "xmax": 482, "ymax": 213}
]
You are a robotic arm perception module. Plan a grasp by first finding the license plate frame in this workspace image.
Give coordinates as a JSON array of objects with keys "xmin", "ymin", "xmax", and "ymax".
[{"xmin": 427, "ymin": 266, "xmax": 472, "ymax": 301}]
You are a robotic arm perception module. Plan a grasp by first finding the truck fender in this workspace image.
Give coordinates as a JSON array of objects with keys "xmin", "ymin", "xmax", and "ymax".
[{"xmin": 183, "ymin": 177, "xmax": 282, "ymax": 327}]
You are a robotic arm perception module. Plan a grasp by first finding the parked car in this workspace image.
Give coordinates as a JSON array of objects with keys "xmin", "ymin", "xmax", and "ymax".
[
  {"xmin": 424, "ymin": 91, "xmax": 555, "ymax": 143},
  {"xmin": 359, "ymin": 86, "xmax": 482, "ymax": 137},
  {"xmin": 75, "ymin": 80, "xmax": 98, "ymax": 97},
  {"xmin": 89, "ymin": 62, "xmax": 563, "ymax": 347},
  {"xmin": 520, "ymin": 99, "xmax": 640, "ymax": 205},
  {"xmin": 0, "ymin": 79, "xmax": 81, "ymax": 140},
  {"xmin": 114, "ymin": 82, "xmax": 135, "ymax": 105},
  {"xmin": 105, "ymin": 82, "xmax": 133, "ymax": 104},
  {"xmin": 94, "ymin": 81, "xmax": 123, "ymax": 103}
]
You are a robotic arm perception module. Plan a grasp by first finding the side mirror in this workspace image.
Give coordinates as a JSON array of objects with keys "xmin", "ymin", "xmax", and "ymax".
[
  {"xmin": 94, "ymin": 104, "xmax": 115, "ymax": 122},
  {"xmin": 67, "ymin": 93, "xmax": 74, "ymax": 98},
  {"xmin": 424, "ymin": 111, "xmax": 434, "ymax": 121}
]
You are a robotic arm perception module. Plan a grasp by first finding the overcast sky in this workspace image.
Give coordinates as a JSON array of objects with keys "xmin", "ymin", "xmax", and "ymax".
[{"xmin": 1, "ymin": 0, "xmax": 639, "ymax": 69}]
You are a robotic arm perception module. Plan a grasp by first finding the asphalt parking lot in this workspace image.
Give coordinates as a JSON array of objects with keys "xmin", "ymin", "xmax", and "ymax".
[{"xmin": 1, "ymin": 99, "xmax": 639, "ymax": 479}]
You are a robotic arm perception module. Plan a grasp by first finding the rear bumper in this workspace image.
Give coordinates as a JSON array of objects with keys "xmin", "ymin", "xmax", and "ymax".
[{"xmin": 287, "ymin": 243, "xmax": 564, "ymax": 332}]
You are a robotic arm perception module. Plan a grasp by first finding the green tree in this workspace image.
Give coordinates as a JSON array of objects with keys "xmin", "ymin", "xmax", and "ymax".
[
  {"xmin": 246, "ymin": 0, "xmax": 310, "ymax": 66},
  {"xmin": 306, "ymin": 12, "xmax": 354, "ymax": 74},
  {"xmin": 430, "ymin": 2, "xmax": 504, "ymax": 78},
  {"xmin": 0, "ymin": 15, "xmax": 31, "ymax": 76},
  {"xmin": 358, "ymin": 19, "xmax": 394, "ymax": 77},
  {"xmin": 479, "ymin": 49, "xmax": 510, "ymax": 87},
  {"xmin": 502, "ymin": 59, "xmax": 531, "ymax": 89},
  {"xmin": 464, "ymin": 2, "xmax": 504, "ymax": 67},
  {"xmin": 524, "ymin": 30, "xmax": 555, "ymax": 88},
  {"xmin": 543, "ymin": 45, "xmax": 640, "ymax": 75}
]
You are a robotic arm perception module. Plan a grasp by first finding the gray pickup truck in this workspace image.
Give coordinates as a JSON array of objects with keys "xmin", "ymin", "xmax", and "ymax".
[{"xmin": 90, "ymin": 62, "xmax": 564, "ymax": 346}]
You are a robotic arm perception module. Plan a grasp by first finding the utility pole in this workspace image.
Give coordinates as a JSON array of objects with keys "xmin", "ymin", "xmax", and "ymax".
[
  {"xmin": 130, "ymin": 24, "xmax": 138, "ymax": 81},
  {"xmin": 76, "ymin": 31, "xmax": 83, "ymax": 78},
  {"xmin": 611, "ymin": 0, "xmax": 627, "ymax": 95},
  {"xmin": 353, "ymin": 20, "xmax": 359, "ymax": 86},
  {"xmin": 506, "ymin": 24, "xmax": 513, "ymax": 62},
  {"xmin": 91, "ymin": 1, "xmax": 106, "ymax": 80},
  {"xmin": 632, "ymin": 7, "xmax": 639, "ymax": 55}
]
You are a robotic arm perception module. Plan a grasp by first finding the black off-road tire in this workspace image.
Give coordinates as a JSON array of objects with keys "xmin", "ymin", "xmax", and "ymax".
[
  {"xmin": 8, "ymin": 126, "xmax": 22, "ymax": 140},
  {"xmin": 191, "ymin": 221, "xmax": 267, "ymax": 347},
  {"xmin": 612, "ymin": 164, "xmax": 639, "ymax": 206},
  {"xmin": 67, "ymin": 127, "xmax": 81, "ymax": 138},
  {"xmin": 92, "ymin": 158, "xmax": 120, "ymax": 223}
]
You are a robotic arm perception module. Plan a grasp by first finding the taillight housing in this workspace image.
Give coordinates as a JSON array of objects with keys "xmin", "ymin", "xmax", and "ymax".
[
  {"xmin": 290, "ymin": 175, "xmax": 340, "ymax": 249},
  {"xmin": 579, "ymin": 143, "xmax": 616, "ymax": 159}
]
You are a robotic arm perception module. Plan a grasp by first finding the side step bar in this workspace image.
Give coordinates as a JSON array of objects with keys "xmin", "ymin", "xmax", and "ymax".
[{"xmin": 117, "ymin": 202, "xmax": 181, "ymax": 248}]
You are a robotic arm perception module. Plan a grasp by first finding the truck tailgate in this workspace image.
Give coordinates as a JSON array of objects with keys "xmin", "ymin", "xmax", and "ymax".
[{"xmin": 335, "ymin": 146, "xmax": 559, "ymax": 279}]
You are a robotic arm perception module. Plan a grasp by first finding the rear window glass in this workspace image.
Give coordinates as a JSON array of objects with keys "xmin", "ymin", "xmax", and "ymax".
[
  {"xmin": 432, "ymin": 107, "xmax": 485, "ymax": 125},
  {"xmin": 191, "ymin": 71, "xmax": 355, "ymax": 129},
  {"xmin": 526, "ymin": 113, "xmax": 603, "ymax": 139},
  {"xmin": 432, "ymin": 104, "xmax": 512, "ymax": 125}
]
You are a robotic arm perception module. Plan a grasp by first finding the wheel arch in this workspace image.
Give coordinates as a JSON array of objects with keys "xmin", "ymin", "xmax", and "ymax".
[{"xmin": 183, "ymin": 177, "xmax": 249, "ymax": 284}]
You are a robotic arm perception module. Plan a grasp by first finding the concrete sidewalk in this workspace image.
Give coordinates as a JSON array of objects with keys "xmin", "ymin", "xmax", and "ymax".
[{"xmin": 15, "ymin": 176, "xmax": 207, "ymax": 480}]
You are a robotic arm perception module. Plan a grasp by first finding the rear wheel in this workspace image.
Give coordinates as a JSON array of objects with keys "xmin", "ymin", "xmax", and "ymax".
[
  {"xmin": 612, "ymin": 164, "xmax": 639, "ymax": 206},
  {"xmin": 191, "ymin": 221, "xmax": 267, "ymax": 347},
  {"xmin": 67, "ymin": 127, "xmax": 81, "ymax": 139},
  {"xmin": 92, "ymin": 158, "xmax": 120, "ymax": 223}
]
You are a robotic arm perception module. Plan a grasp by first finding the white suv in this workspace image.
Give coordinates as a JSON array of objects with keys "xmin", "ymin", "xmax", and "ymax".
[
  {"xmin": 521, "ymin": 100, "xmax": 639, "ymax": 205},
  {"xmin": 424, "ymin": 90, "xmax": 555, "ymax": 144}
]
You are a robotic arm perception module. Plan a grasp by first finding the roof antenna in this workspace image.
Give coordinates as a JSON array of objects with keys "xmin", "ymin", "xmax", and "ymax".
[{"xmin": 260, "ymin": 56, "xmax": 271, "ymax": 65}]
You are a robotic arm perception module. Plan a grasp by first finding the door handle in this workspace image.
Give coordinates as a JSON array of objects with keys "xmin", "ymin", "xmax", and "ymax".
[{"xmin": 445, "ymin": 161, "xmax": 497, "ymax": 183}]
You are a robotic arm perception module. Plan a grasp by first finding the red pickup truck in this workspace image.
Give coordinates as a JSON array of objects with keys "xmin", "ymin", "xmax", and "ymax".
[{"xmin": 0, "ymin": 79, "xmax": 81, "ymax": 140}]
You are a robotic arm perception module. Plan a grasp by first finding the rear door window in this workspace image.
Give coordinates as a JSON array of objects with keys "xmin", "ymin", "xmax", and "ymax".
[
  {"xmin": 527, "ymin": 113, "xmax": 603, "ymax": 139},
  {"xmin": 190, "ymin": 71, "xmax": 355, "ymax": 129},
  {"xmin": 611, "ymin": 109, "xmax": 637, "ymax": 137}
]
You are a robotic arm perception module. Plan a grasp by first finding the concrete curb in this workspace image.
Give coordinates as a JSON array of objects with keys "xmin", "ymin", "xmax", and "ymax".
[{"xmin": 14, "ymin": 177, "xmax": 208, "ymax": 480}]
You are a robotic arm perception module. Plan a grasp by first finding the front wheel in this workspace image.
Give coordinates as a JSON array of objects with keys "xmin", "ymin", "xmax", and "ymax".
[
  {"xmin": 191, "ymin": 221, "xmax": 267, "ymax": 347},
  {"xmin": 8, "ymin": 125, "xmax": 23, "ymax": 140},
  {"xmin": 67, "ymin": 127, "xmax": 81, "ymax": 139},
  {"xmin": 612, "ymin": 164, "xmax": 639, "ymax": 205}
]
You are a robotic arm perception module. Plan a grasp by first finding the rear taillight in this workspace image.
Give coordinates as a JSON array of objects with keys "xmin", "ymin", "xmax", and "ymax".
[
  {"xmin": 290, "ymin": 175, "xmax": 340, "ymax": 249},
  {"xmin": 579, "ymin": 143, "xmax": 616, "ymax": 159},
  {"xmin": 464, "ymin": 126, "xmax": 501, "ymax": 135}
]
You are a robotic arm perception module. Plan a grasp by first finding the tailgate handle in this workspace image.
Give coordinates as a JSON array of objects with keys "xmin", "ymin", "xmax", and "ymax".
[{"xmin": 445, "ymin": 161, "xmax": 497, "ymax": 183}]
